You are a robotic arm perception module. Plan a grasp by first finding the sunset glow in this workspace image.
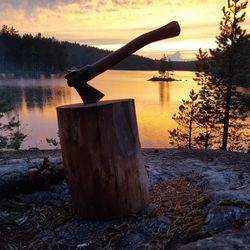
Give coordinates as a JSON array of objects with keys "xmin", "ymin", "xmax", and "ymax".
[{"xmin": 0, "ymin": 0, "xmax": 250, "ymax": 60}]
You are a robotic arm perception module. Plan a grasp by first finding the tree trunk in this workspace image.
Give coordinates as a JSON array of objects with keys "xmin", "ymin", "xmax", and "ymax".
[
  {"xmin": 222, "ymin": 85, "xmax": 232, "ymax": 150},
  {"xmin": 188, "ymin": 111, "xmax": 193, "ymax": 149},
  {"xmin": 57, "ymin": 99, "xmax": 149, "ymax": 220},
  {"xmin": 0, "ymin": 152, "xmax": 64, "ymax": 197}
]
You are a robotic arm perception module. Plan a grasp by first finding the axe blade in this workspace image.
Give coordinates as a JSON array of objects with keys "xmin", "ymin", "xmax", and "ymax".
[
  {"xmin": 65, "ymin": 70, "xmax": 104, "ymax": 104},
  {"xmin": 74, "ymin": 82, "xmax": 105, "ymax": 104}
]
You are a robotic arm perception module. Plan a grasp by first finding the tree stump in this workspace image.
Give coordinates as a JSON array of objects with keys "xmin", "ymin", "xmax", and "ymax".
[{"xmin": 56, "ymin": 99, "xmax": 149, "ymax": 219}]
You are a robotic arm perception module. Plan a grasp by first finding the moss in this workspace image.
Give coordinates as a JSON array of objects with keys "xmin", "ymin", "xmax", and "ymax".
[
  {"xmin": 185, "ymin": 220, "xmax": 204, "ymax": 232},
  {"xmin": 182, "ymin": 200, "xmax": 207, "ymax": 241},
  {"xmin": 185, "ymin": 231, "xmax": 208, "ymax": 241},
  {"xmin": 219, "ymin": 199, "xmax": 250, "ymax": 208},
  {"xmin": 184, "ymin": 216, "xmax": 205, "ymax": 227},
  {"xmin": 157, "ymin": 213, "xmax": 207, "ymax": 245},
  {"xmin": 147, "ymin": 196, "xmax": 209, "ymax": 247},
  {"xmin": 192, "ymin": 197, "xmax": 210, "ymax": 208},
  {"xmin": 181, "ymin": 205, "xmax": 208, "ymax": 242},
  {"xmin": 184, "ymin": 216, "xmax": 206, "ymax": 240},
  {"xmin": 184, "ymin": 213, "xmax": 204, "ymax": 223}
]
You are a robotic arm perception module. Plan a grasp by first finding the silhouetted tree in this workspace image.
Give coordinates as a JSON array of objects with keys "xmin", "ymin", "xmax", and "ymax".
[
  {"xmin": 0, "ymin": 92, "xmax": 26, "ymax": 150},
  {"xmin": 169, "ymin": 89, "xmax": 200, "ymax": 148},
  {"xmin": 172, "ymin": 39, "xmax": 250, "ymax": 151},
  {"xmin": 193, "ymin": 49, "xmax": 222, "ymax": 149},
  {"xmin": 190, "ymin": 0, "xmax": 250, "ymax": 151},
  {"xmin": 158, "ymin": 54, "xmax": 169, "ymax": 78},
  {"xmin": 208, "ymin": 0, "xmax": 250, "ymax": 150},
  {"xmin": 0, "ymin": 25, "xmax": 197, "ymax": 74},
  {"xmin": 227, "ymin": 118, "xmax": 250, "ymax": 151},
  {"xmin": 0, "ymin": 25, "xmax": 166, "ymax": 75}
]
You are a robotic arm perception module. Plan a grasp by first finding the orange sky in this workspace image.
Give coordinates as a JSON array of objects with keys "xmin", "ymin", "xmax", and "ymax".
[{"xmin": 1, "ymin": 0, "xmax": 249, "ymax": 60}]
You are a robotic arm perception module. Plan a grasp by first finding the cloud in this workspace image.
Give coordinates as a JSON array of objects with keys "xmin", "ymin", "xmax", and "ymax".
[
  {"xmin": 0, "ymin": 0, "xmax": 249, "ymax": 60},
  {"xmin": 0, "ymin": 0, "xmax": 148, "ymax": 11},
  {"xmin": 0, "ymin": 0, "xmax": 73, "ymax": 9},
  {"xmin": 76, "ymin": 38, "xmax": 127, "ymax": 45},
  {"xmin": 0, "ymin": 0, "xmax": 220, "ymax": 12},
  {"xmin": 168, "ymin": 51, "xmax": 183, "ymax": 61}
]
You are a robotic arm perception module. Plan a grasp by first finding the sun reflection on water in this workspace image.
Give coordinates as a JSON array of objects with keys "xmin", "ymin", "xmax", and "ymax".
[{"xmin": 0, "ymin": 70, "xmax": 198, "ymax": 149}]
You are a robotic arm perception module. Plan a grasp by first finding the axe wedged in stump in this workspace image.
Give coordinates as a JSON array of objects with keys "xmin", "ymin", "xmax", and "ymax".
[{"xmin": 65, "ymin": 21, "xmax": 181, "ymax": 103}]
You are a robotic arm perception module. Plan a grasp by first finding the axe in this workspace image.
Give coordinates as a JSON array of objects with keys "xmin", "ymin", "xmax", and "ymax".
[{"xmin": 65, "ymin": 21, "xmax": 181, "ymax": 104}]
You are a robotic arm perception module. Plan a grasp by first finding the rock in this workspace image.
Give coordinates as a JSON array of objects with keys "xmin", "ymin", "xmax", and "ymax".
[
  {"xmin": 178, "ymin": 227, "xmax": 250, "ymax": 250},
  {"xmin": 20, "ymin": 181, "xmax": 71, "ymax": 207},
  {"xmin": 119, "ymin": 233, "xmax": 147, "ymax": 250},
  {"xmin": 200, "ymin": 169, "xmax": 241, "ymax": 191},
  {"xmin": 143, "ymin": 202, "xmax": 157, "ymax": 215},
  {"xmin": 1, "ymin": 148, "xmax": 250, "ymax": 249},
  {"xmin": 208, "ymin": 190, "xmax": 250, "ymax": 206},
  {"xmin": 205, "ymin": 206, "xmax": 250, "ymax": 233},
  {"xmin": 51, "ymin": 218, "xmax": 111, "ymax": 248},
  {"xmin": 140, "ymin": 216, "xmax": 171, "ymax": 234},
  {"xmin": 111, "ymin": 216, "xmax": 171, "ymax": 250}
]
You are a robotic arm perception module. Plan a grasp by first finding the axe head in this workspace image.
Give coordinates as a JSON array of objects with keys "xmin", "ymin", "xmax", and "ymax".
[
  {"xmin": 74, "ymin": 81, "xmax": 104, "ymax": 104},
  {"xmin": 65, "ymin": 70, "xmax": 104, "ymax": 104}
]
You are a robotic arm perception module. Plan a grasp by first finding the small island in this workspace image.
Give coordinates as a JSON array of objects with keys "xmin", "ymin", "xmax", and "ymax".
[
  {"xmin": 148, "ymin": 54, "xmax": 180, "ymax": 82},
  {"xmin": 148, "ymin": 76, "xmax": 179, "ymax": 81}
]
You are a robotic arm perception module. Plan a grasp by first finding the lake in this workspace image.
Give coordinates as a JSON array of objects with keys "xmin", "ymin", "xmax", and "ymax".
[{"xmin": 0, "ymin": 70, "xmax": 199, "ymax": 149}]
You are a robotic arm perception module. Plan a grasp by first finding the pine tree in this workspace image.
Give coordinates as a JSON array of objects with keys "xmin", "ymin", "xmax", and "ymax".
[
  {"xmin": 0, "ymin": 92, "xmax": 26, "ymax": 150},
  {"xmin": 158, "ymin": 54, "xmax": 169, "ymax": 78},
  {"xmin": 209, "ymin": 0, "xmax": 250, "ymax": 150},
  {"xmin": 193, "ymin": 49, "xmax": 222, "ymax": 149},
  {"xmin": 169, "ymin": 89, "xmax": 200, "ymax": 148},
  {"xmin": 227, "ymin": 118, "xmax": 250, "ymax": 151}
]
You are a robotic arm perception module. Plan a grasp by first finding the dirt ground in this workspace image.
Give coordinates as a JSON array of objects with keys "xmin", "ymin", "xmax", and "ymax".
[{"xmin": 0, "ymin": 148, "xmax": 250, "ymax": 249}]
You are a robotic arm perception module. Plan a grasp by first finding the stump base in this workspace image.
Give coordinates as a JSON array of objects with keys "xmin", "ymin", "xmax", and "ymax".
[{"xmin": 57, "ymin": 99, "xmax": 149, "ymax": 219}]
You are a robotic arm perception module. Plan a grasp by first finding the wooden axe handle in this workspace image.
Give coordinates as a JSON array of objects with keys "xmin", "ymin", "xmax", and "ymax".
[{"xmin": 66, "ymin": 21, "xmax": 180, "ymax": 85}]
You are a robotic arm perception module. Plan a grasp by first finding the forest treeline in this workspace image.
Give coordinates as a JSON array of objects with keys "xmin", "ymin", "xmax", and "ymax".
[{"xmin": 0, "ymin": 25, "xmax": 195, "ymax": 76}]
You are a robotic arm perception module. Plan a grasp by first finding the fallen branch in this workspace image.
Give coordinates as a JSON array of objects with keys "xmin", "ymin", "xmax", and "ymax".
[{"xmin": 0, "ymin": 153, "xmax": 65, "ymax": 197}]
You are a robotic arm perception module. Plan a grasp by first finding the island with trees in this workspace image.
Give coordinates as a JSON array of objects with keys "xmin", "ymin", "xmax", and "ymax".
[{"xmin": 148, "ymin": 54, "xmax": 180, "ymax": 82}]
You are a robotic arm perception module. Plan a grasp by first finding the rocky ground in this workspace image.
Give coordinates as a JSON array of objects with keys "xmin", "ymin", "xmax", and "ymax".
[{"xmin": 0, "ymin": 148, "xmax": 250, "ymax": 249}]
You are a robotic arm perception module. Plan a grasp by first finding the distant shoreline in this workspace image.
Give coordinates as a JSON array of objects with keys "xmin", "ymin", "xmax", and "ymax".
[{"xmin": 0, "ymin": 68, "xmax": 196, "ymax": 80}]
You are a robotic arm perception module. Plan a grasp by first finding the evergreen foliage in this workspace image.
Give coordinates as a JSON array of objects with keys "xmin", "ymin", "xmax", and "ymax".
[
  {"xmin": 208, "ymin": 0, "xmax": 250, "ymax": 150},
  {"xmin": 193, "ymin": 49, "xmax": 222, "ymax": 149},
  {"xmin": 0, "ymin": 25, "xmax": 196, "ymax": 75},
  {"xmin": 169, "ymin": 0, "xmax": 250, "ymax": 152},
  {"xmin": 158, "ymin": 54, "xmax": 169, "ymax": 78},
  {"xmin": 157, "ymin": 54, "xmax": 174, "ymax": 79},
  {"xmin": 0, "ymin": 92, "xmax": 26, "ymax": 150},
  {"xmin": 169, "ymin": 89, "xmax": 199, "ymax": 149}
]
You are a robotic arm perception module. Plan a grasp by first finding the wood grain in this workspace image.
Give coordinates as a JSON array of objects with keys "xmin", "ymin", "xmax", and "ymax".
[{"xmin": 57, "ymin": 99, "xmax": 149, "ymax": 219}]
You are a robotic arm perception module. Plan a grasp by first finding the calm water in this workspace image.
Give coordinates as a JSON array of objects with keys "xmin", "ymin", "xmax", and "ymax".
[{"xmin": 0, "ymin": 70, "xmax": 199, "ymax": 149}]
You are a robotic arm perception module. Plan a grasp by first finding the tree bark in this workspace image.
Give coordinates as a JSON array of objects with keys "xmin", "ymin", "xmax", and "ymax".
[
  {"xmin": 57, "ymin": 99, "xmax": 149, "ymax": 220},
  {"xmin": 222, "ymin": 85, "xmax": 232, "ymax": 150},
  {"xmin": 0, "ymin": 152, "xmax": 64, "ymax": 197}
]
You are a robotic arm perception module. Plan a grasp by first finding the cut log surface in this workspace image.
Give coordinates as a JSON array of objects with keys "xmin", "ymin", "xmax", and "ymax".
[{"xmin": 57, "ymin": 99, "xmax": 149, "ymax": 219}]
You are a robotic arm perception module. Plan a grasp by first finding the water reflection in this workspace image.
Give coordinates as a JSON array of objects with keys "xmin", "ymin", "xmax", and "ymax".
[
  {"xmin": 0, "ymin": 79, "xmax": 72, "ymax": 112},
  {"xmin": 158, "ymin": 82, "xmax": 170, "ymax": 106},
  {"xmin": 0, "ymin": 70, "xmax": 198, "ymax": 149}
]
